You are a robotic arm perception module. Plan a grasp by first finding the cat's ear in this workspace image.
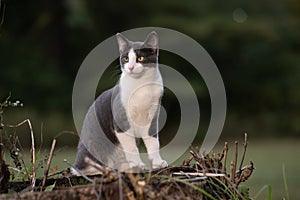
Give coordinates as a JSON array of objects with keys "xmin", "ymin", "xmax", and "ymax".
[
  {"xmin": 116, "ymin": 33, "xmax": 130, "ymax": 54},
  {"xmin": 143, "ymin": 31, "xmax": 158, "ymax": 50}
]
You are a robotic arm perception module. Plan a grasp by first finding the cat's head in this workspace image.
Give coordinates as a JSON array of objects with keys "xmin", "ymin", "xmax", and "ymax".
[{"xmin": 116, "ymin": 31, "xmax": 159, "ymax": 77}]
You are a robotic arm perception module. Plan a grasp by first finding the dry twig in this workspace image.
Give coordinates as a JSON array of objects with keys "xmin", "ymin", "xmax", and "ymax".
[
  {"xmin": 229, "ymin": 161, "xmax": 235, "ymax": 183},
  {"xmin": 84, "ymin": 157, "xmax": 107, "ymax": 175},
  {"xmin": 239, "ymin": 133, "xmax": 248, "ymax": 173},
  {"xmin": 232, "ymin": 141, "xmax": 238, "ymax": 183},
  {"xmin": 41, "ymin": 139, "xmax": 57, "ymax": 190},
  {"xmin": 127, "ymin": 173, "xmax": 144, "ymax": 200},
  {"xmin": 173, "ymin": 172, "xmax": 226, "ymax": 177},
  {"xmin": 64, "ymin": 159, "xmax": 94, "ymax": 183},
  {"xmin": 221, "ymin": 142, "xmax": 228, "ymax": 174}
]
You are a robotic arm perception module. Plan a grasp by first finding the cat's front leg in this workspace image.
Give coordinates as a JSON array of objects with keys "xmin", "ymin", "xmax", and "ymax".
[
  {"xmin": 116, "ymin": 131, "xmax": 146, "ymax": 169},
  {"xmin": 143, "ymin": 136, "xmax": 168, "ymax": 169}
]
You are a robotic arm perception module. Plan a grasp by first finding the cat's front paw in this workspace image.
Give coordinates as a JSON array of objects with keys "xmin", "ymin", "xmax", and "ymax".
[
  {"xmin": 129, "ymin": 161, "xmax": 146, "ymax": 170},
  {"xmin": 152, "ymin": 160, "xmax": 168, "ymax": 169}
]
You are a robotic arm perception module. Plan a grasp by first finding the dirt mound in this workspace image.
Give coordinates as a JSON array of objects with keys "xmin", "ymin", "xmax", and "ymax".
[{"xmin": 0, "ymin": 134, "xmax": 254, "ymax": 200}]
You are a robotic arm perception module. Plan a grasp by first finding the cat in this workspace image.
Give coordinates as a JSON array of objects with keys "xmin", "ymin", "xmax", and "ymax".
[{"xmin": 72, "ymin": 31, "xmax": 168, "ymax": 175}]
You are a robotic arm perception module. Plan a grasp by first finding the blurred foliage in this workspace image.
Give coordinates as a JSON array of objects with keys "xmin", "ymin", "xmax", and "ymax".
[{"xmin": 0, "ymin": 0, "xmax": 300, "ymax": 144}]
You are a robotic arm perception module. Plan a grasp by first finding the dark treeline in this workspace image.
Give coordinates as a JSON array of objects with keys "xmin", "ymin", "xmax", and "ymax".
[{"xmin": 1, "ymin": 0, "xmax": 299, "ymax": 140}]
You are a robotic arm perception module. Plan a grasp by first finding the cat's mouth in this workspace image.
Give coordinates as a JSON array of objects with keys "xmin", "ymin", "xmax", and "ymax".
[
  {"xmin": 128, "ymin": 71, "xmax": 144, "ymax": 78},
  {"xmin": 126, "ymin": 68, "xmax": 145, "ymax": 77}
]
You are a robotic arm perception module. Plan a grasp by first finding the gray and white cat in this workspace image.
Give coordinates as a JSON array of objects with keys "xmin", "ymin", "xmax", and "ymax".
[{"xmin": 72, "ymin": 31, "xmax": 167, "ymax": 175}]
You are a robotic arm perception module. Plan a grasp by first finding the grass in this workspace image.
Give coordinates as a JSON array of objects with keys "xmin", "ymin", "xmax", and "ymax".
[
  {"xmin": 282, "ymin": 164, "xmax": 290, "ymax": 200},
  {"xmin": 2, "ymin": 98, "xmax": 298, "ymax": 198},
  {"xmin": 169, "ymin": 137, "xmax": 299, "ymax": 199},
  {"xmin": 155, "ymin": 175, "xmax": 218, "ymax": 200},
  {"xmin": 216, "ymin": 138, "xmax": 300, "ymax": 200},
  {"xmin": 253, "ymin": 185, "xmax": 272, "ymax": 200},
  {"xmin": 4, "ymin": 137, "xmax": 300, "ymax": 199}
]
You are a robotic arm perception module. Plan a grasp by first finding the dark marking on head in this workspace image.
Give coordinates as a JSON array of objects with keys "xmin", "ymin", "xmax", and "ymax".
[
  {"xmin": 134, "ymin": 48, "xmax": 158, "ymax": 65},
  {"xmin": 116, "ymin": 32, "xmax": 159, "ymax": 68}
]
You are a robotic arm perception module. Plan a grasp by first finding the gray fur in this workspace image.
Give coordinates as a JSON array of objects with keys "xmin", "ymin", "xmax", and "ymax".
[{"xmin": 73, "ymin": 88, "xmax": 129, "ymax": 174}]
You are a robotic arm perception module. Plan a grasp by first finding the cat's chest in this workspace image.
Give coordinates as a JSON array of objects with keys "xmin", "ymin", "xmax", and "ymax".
[
  {"xmin": 121, "ymin": 80, "xmax": 162, "ymax": 108},
  {"xmin": 128, "ymin": 84, "xmax": 162, "ymax": 107},
  {"xmin": 120, "ymin": 76, "xmax": 163, "ymax": 125}
]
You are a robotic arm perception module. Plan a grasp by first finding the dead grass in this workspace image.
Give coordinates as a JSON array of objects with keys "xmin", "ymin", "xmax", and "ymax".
[{"xmin": 1, "ymin": 129, "xmax": 254, "ymax": 199}]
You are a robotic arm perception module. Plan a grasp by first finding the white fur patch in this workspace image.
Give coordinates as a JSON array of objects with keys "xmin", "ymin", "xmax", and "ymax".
[
  {"xmin": 120, "ymin": 53, "xmax": 163, "ymax": 138},
  {"xmin": 116, "ymin": 48, "xmax": 167, "ymax": 169},
  {"xmin": 123, "ymin": 49, "xmax": 143, "ymax": 74},
  {"xmin": 70, "ymin": 166, "xmax": 102, "ymax": 176}
]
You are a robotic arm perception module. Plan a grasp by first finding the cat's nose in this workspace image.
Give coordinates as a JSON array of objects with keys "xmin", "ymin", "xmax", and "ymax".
[{"xmin": 128, "ymin": 66, "xmax": 134, "ymax": 71}]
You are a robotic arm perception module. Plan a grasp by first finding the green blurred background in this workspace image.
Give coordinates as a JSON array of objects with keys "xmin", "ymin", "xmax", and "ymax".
[{"xmin": 0, "ymin": 0, "xmax": 299, "ymax": 198}]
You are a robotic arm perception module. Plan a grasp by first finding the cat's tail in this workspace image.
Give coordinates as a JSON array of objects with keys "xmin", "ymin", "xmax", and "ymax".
[{"xmin": 71, "ymin": 141, "xmax": 103, "ymax": 176}]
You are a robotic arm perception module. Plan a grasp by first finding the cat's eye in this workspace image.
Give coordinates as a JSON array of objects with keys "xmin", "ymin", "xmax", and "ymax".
[
  {"xmin": 122, "ymin": 56, "xmax": 129, "ymax": 62},
  {"xmin": 137, "ymin": 56, "xmax": 144, "ymax": 62}
]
